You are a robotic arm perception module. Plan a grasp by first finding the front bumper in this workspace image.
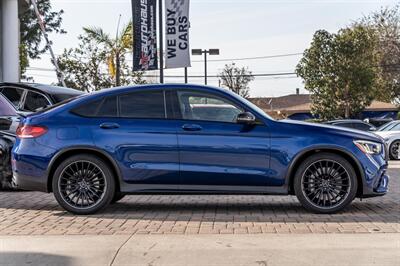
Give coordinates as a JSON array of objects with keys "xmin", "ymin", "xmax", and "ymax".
[{"xmin": 359, "ymin": 150, "xmax": 390, "ymax": 198}]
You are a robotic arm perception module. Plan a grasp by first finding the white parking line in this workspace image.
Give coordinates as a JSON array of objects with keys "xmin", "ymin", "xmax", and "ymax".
[{"xmin": 389, "ymin": 161, "xmax": 400, "ymax": 169}]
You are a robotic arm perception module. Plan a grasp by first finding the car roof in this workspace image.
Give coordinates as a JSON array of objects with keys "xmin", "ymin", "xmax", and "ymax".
[
  {"xmin": 81, "ymin": 83, "xmax": 233, "ymax": 99},
  {"xmin": 0, "ymin": 82, "xmax": 84, "ymax": 96}
]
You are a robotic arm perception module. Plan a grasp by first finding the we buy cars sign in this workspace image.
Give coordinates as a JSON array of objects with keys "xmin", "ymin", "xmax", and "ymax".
[{"xmin": 165, "ymin": 0, "xmax": 191, "ymax": 69}]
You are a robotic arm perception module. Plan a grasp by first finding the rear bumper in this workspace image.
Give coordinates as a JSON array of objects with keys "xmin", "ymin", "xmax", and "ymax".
[{"xmin": 12, "ymin": 171, "xmax": 48, "ymax": 192}]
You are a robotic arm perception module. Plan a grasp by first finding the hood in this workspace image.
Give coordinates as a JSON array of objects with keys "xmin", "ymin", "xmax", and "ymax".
[
  {"xmin": 374, "ymin": 130, "xmax": 399, "ymax": 138},
  {"xmin": 278, "ymin": 119, "xmax": 384, "ymax": 143}
]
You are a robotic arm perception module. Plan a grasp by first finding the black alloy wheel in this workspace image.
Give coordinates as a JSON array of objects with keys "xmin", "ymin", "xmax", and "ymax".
[
  {"xmin": 294, "ymin": 153, "xmax": 357, "ymax": 214},
  {"xmin": 389, "ymin": 140, "xmax": 400, "ymax": 160},
  {"xmin": 53, "ymin": 154, "xmax": 115, "ymax": 215}
]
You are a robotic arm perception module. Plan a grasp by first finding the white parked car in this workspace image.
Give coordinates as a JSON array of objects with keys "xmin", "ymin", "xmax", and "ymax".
[{"xmin": 374, "ymin": 121, "xmax": 400, "ymax": 160}]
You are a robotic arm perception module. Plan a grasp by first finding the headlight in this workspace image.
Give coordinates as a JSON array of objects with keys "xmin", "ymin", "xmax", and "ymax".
[{"xmin": 354, "ymin": 140, "xmax": 383, "ymax": 155}]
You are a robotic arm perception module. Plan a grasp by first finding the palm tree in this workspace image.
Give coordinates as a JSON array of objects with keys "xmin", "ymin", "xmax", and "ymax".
[{"xmin": 83, "ymin": 22, "xmax": 133, "ymax": 86}]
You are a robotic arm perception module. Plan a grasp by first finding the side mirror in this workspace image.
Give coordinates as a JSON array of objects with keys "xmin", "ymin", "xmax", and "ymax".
[
  {"xmin": 236, "ymin": 112, "xmax": 256, "ymax": 124},
  {"xmin": 369, "ymin": 127, "xmax": 377, "ymax": 131}
]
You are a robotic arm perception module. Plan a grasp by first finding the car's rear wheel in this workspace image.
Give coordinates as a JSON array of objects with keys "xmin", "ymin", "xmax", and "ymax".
[
  {"xmin": 389, "ymin": 140, "xmax": 400, "ymax": 160},
  {"xmin": 294, "ymin": 153, "xmax": 358, "ymax": 214},
  {"xmin": 52, "ymin": 154, "xmax": 115, "ymax": 215}
]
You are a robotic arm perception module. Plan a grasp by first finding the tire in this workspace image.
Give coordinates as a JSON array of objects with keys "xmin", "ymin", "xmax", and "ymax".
[
  {"xmin": 389, "ymin": 140, "xmax": 400, "ymax": 160},
  {"xmin": 52, "ymin": 154, "xmax": 115, "ymax": 215},
  {"xmin": 111, "ymin": 192, "xmax": 126, "ymax": 204},
  {"xmin": 294, "ymin": 153, "xmax": 358, "ymax": 214}
]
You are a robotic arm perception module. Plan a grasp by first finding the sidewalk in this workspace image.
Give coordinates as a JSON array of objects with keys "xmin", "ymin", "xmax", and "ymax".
[{"xmin": 1, "ymin": 234, "xmax": 399, "ymax": 266}]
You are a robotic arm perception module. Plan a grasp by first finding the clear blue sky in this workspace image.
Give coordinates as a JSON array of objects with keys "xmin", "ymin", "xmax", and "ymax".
[{"xmin": 28, "ymin": 0, "xmax": 398, "ymax": 97}]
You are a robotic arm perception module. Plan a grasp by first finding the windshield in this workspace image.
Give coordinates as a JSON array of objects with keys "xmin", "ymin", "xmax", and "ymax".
[
  {"xmin": 0, "ymin": 94, "xmax": 17, "ymax": 116},
  {"xmin": 222, "ymin": 89, "xmax": 274, "ymax": 120},
  {"xmin": 378, "ymin": 121, "xmax": 399, "ymax": 131}
]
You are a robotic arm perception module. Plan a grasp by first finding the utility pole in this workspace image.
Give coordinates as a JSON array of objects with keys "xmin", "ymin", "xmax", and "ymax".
[
  {"xmin": 27, "ymin": 0, "xmax": 66, "ymax": 87},
  {"xmin": 184, "ymin": 67, "xmax": 188, "ymax": 83}
]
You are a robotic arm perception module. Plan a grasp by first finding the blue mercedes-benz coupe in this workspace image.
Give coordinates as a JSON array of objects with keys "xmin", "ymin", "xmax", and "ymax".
[{"xmin": 11, "ymin": 84, "xmax": 389, "ymax": 214}]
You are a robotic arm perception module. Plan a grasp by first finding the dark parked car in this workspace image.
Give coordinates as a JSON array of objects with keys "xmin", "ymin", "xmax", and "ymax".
[
  {"xmin": 325, "ymin": 120, "xmax": 377, "ymax": 131},
  {"xmin": 12, "ymin": 84, "xmax": 389, "ymax": 215},
  {"xmin": 1, "ymin": 84, "xmax": 83, "ymax": 190},
  {"xmin": 0, "ymin": 95, "xmax": 19, "ymax": 189},
  {"xmin": 0, "ymin": 82, "xmax": 84, "ymax": 112}
]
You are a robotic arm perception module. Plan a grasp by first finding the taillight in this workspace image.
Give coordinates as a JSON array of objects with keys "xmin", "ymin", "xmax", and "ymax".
[{"xmin": 16, "ymin": 125, "xmax": 48, "ymax": 139}]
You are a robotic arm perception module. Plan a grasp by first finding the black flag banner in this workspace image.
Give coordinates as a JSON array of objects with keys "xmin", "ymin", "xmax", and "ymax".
[{"xmin": 132, "ymin": 0, "xmax": 158, "ymax": 71}]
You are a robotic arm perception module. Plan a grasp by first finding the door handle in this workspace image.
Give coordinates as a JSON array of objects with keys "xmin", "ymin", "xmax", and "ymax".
[
  {"xmin": 182, "ymin": 124, "xmax": 202, "ymax": 131},
  {"xmin": 100, "ymin": 123, "xmax": 120, "ymax": 129}
]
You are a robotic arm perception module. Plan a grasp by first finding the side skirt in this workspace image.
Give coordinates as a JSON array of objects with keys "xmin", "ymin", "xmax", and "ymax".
[{"xmin": 120, "ymin": 183, "xmax": 288, "ymax": 195}]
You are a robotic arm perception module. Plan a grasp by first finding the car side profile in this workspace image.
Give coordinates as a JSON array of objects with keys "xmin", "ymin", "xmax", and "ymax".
[{"xmin": 12, "ymin": 84, "xmax": 389, "ymax": 214}]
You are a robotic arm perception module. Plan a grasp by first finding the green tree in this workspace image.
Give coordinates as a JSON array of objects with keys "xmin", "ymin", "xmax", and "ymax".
[
  {"xmin": 218, "ymin": 63, "xmax": 254, "ymax": 98},
  {"xmin": 357, "ymin": 5, "xmax": 400, "ymax": 105},
  {"xmin": 83, "ymin": 22, "xmax": 133, "ymax": 87},
  {"xmin": 19, "ymin": 0, "xmax": 65, "ymax": 79},
  {"xmin": 296, "ymin": 26, "xmax": 382, "ymax": 120},
  {"xmin": 57, "ymin": 32, "xmax": 144, "ymax": 92}
]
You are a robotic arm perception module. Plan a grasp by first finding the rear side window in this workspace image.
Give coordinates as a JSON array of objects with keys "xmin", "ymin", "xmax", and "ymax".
[
  {"xmin": 71, "ymin": 99, "xmax": 103, "ymax": 117},
  {"xmin": 97, "ymin": 96, "xmax": 118, "ymax": 117},
  {"xmin": 23, "ymin": 91, "xmax": 51, "ymax": 112},
  {"xmin": 119, "ymin": 91, "xmax": 165, "ymax": 119},
  {"xmin": 0, "ymin": 87, "xmax": 24, "ymax": 107}
]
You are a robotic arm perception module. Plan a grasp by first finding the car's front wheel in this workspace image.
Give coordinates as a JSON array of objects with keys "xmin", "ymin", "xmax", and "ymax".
[
  {"xmin": 294, "ymin": 153, "xmax": 358, "ymax": 214},
  {"xmin": 52, "ymin": 154, "xmax": 115, "ymax": 215},
  {"xmin": 389, "ymin": 140, "xmax": 400, "ymax": 160}
]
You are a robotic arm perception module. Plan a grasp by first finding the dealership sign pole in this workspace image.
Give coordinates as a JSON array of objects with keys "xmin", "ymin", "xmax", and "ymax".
[
  {"xmin": 158, "ymin": 0, "xmax": 164, "ymax": 83},
  {"xmin": 165, "ymin": 0, "xmax": 191, "ymax": 69}
]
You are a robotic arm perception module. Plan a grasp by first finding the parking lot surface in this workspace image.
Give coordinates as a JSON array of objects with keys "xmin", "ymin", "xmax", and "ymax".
[{"xmin": 0, "ymin": 162, "xmax": 398, "ymax": 236}]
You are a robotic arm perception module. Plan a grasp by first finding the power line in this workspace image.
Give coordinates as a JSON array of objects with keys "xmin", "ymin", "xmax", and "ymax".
[
  {"xmin": 42, "ymin": 52, "xmax": 304, "ymax": 63},
  {"xmin": 192, "ymin": 53, "xmax": 303, "ymax": 63},
  {"xmin": 26, "ymin": 67, "xmax": 297, "ymax": 78}
]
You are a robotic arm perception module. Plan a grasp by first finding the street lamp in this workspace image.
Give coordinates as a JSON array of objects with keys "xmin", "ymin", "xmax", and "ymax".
[{"xmin": 192, "ymin": 49, "xmax": 220, "ymax": 85}]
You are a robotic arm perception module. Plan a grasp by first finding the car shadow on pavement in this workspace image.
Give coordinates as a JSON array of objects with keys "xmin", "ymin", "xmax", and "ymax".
[
  {"xmin": 0, "ymin": 190, "xmax": 398, "ymax": 224},
  {"xmin": 0, "ymin": 252, "xmax": 74, "ymax": 266},
  {"xmin": 51, "ymin": 196, "xmax": 399, "ymax": 224}
]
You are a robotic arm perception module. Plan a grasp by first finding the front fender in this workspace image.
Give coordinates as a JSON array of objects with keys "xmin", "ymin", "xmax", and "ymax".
[{"xmin": 283, "ymin": 145, "xmax": 365, "ymax": 194}]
